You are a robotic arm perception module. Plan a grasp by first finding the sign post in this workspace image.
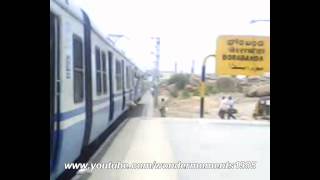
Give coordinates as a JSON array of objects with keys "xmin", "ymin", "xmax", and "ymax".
[{"xmin": 200, "ymin": 54, "xmax": 216, "ymax": 118}]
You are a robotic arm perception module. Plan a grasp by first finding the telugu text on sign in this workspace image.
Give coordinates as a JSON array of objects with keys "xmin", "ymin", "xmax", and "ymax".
[{"xmin": 216, "ymin": 36, "xmax": 270, "ymax": 76}]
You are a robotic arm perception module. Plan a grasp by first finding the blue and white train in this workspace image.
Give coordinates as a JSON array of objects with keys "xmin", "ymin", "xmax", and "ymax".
[{"xmin": 50, "ymin": 0, "xmax": 144, "ymax": 179}]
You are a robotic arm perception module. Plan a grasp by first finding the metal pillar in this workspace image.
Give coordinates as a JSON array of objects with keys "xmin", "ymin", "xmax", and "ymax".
[
  {"xmin": 200, "ymin": 54, "xmax": 216, "ymax": 118},
  {"xmin": 152, "ymin": 37, "xmax": 160, "ymax": 107}
]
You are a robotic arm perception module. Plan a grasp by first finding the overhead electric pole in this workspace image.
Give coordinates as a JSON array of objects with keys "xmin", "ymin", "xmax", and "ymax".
[
  {"xmin": 174, "ymin": 61, "xmax": 178, "ymax": 73},
  {"xmin": 151, "ymin": 37, "xmax": 160, "ymax": 107},
  {"xmin": 191, "ymin": 60, "xmax": 195, "ymax": 74}
]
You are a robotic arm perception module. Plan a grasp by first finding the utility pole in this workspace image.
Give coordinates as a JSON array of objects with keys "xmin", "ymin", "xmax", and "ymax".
[
  {"xmin": 174, "ymin": 61, "xmax": 177, "ymax": 73},
  {"xmin": 191, "ymin": 60, "xmax": 195, "ymax": 74},
  {"xmin": 152, "ymin": 37, "xmax": 160, "ymax": 107}
]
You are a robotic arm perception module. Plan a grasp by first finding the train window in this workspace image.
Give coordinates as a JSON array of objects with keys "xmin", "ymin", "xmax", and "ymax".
[
  {"xmin": 126, "ymin": 66, "xmax": 130, "ymax": 89},
  {"xmin": 128, "ymin": 69, "xmax": 131, "ymax": 89},
  {"xmin": 116, "ymin": 60, "xmax": 122, "ymax": 91},
  {"xmin": 108, "ymin": 51, "xmax": 113, "ymax": 66},
  {"xmin": 133, "ymin": 70, "xmax": 137, "ymax": 87},
  {"xmin": 108, "ymin": 51, "xmax": 113, "ymax": 91},
  {"xmin": 73, "ymin": 35, "xmax": 84, "ymax": 103},
  {"xmin": 122, "ymin": 61, "xmax": 125, "ymax": 91},
  {"xmin": 101, "ymin": 51, "xmax": 107, "ymax": 94},
  {"xmin": 131, "ymin": 69, "xmax": 134, "ymax": 88},
  {"xmin": 130, "ymin": 69, "xmax": 132, "ymax": 88},
  {"xmin": 95, "ymin": 47, "xmax": 102, "ymax": 95}
]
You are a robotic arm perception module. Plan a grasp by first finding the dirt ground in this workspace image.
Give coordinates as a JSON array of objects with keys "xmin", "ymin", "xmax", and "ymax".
[{"xmin": 154, "ymin": 93, "xmax": 260, "ymax": 120}]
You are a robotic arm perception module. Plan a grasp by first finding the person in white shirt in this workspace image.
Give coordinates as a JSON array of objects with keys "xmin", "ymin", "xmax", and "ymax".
[
  {"xmin": 159, "ymin": 98, "xmax": 168, "ymax": 117},
  {"xmin": 218, "ymin": 96, "xmax": 228, "ymax": 119},
  {"xmin": 226, "ymin": 96, "xmax": 237, "ymax": 119}
]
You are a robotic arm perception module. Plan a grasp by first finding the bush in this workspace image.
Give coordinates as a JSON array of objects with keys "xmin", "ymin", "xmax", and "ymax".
[
  {"xmin": 170, "ymin": 91, "xmax": 178, "ymax": 98},
  {"xmin": 193, "ymin": 89, "xmax": 200, "ymax": 96},
  {"xmin": 181, "ymin": 90, "xmax": 191, "ymax": 99},
  {"xmin": 159, "ymin": 80, "xmax": 167, "ymax": 86},
  {"xmin": 216, "ymin": 77, "xmax": 238, "ymax": 92},
  {"xmin": 206, "ymin": 84, "xmax": 219, "ymax": 95},
  {"xmin": 192, "ymin": 84, "xmax": 219, "ymax": 96},
  {"xmin": 168, "ymin": 73, "xmax": 190, "ymax": 90}
]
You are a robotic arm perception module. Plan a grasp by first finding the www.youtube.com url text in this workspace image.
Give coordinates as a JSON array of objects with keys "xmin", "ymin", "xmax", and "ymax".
[{"xmin": 65, "ymin": 161, "xmax": 257, "ymax": 171}]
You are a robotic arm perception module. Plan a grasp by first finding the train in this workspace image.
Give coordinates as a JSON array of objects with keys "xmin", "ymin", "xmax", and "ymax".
[{"xmin": 50, "ymin": 0, "xmax": 145, "ymax": 179}]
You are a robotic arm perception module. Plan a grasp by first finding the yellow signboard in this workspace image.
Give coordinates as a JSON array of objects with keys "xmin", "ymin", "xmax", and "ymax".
[{"xmin": 216, "ymin": 35, "xmax": 270, "ymax": 76}]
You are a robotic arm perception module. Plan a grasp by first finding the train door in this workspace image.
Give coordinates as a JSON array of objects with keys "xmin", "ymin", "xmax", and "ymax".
[
  {"xmin": 108, "ymin": 51, "xmax": 114, "ymax": 121},
  {"xmin": 50, "ymin": 12, "xmax": 60, "ymax": 171},
  {"xmin": 82, "ymin": 10, "xmax": 93, "ymax": 149}
]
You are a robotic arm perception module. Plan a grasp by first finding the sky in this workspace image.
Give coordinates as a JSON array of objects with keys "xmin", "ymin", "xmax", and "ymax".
[{"xmin": 71, "ymin": 0, "xmax": 270, "ymax": 74}]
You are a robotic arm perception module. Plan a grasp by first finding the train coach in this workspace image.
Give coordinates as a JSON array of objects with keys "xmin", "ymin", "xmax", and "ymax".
[{"xmin": 50, "ymin": 0, "xmax": 144, "ymax": 179}]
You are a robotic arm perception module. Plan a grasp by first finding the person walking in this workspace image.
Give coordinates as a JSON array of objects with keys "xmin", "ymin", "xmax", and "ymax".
[{"xmin": 159, "ymin": 98, "xmax": 167, "ymax": 117}]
